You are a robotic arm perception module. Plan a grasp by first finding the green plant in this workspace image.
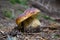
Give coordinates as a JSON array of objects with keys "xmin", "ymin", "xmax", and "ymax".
[
  {"xmin": 54, "ymin": 34, "xmax": 60, "ymax": 38},
  {"xmin": 44, "ymin": 15, "xmax": 55, "ymax": 21},
  {"xmin": 3, "ymin": 9, "xmax": 15, "ymax": 19},
  {"xmin": 40, "ymin": 14, "xmax": 55, "ymax": 21},
  {"xmin": 10, "ymin": 0, "xmax": 28, "ymax": 5},
  {"xmin": 10, "ymin": 0, "xmax": 20, "ymax": 4},
  {"xmin": 19, "ymin": 0, "xmax": 28, "ymax": 5},
  {"xmin": 52, "ymin": 34, "xmax": 60, "ymax": 38}
]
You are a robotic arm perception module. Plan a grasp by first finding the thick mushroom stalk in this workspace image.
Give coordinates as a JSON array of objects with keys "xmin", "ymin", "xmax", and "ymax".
[
  {"xmin": 30, "ymin": 18, "xmax": 41, "ymax": 28},
  {"xmin": 16, "ymin": 8, "xmax": 41, "ymax": 32}
]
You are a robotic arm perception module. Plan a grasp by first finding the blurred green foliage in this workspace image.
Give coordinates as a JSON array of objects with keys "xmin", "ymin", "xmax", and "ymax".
[
  {"xmin": 19, "ymin": 0, "xmax": 28, "ymax": 5},
  {"xmin": 3, "ymin": 9, "xmax": 15, "ymax": 19},
  {"xmin": 10, "ymin": 0, "xmax": 29, "ymax": 15},
  {"xmin": 54, "ymin": 34, "xmax": 60, "ymax": 38},
  {"xmin": 39, "ymin": 14, "xmax": 55, "ymax": 21},
  {"xmin": 10, "ymin": 0, "xmax": 28, "ymax": 5},
  {"xmin": 10, "ymin": 0, "xmax": 20, "ymax": 4},
  {"xmin": 43, "ymin": 15, "xmax": 55, "ymax": 21},
  {"xmin": 52, "ymin": 34, "xmax": 60, "ymax": 38}
]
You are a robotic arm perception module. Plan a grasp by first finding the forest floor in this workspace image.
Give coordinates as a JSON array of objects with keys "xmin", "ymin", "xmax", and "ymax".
[
  {"xmin": 0, "ymin": 0, "xmax": 60, "ymax": 40},
  {"xmin": 0, "ymin": 13, "xmax": 60, "ymax": 40}
]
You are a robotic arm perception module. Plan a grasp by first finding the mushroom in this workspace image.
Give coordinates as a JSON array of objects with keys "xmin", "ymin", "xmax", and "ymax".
[{"xmin": 16, "ymin": 8, "xmax": 41, "ymax": 32}]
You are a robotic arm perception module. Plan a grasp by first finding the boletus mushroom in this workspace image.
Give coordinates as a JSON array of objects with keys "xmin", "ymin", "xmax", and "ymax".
[{"xmin": 16, "ymin": 8, "xmax": 41, "ymax": 33}]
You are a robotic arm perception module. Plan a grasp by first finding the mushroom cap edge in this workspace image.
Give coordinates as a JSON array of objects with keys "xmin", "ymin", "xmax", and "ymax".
[{"xmin": 16, "ymin": 8, "xmax": 40, "ymax": 25}]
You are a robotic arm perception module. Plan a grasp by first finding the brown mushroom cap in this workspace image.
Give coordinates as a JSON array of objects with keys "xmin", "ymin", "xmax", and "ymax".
[{"xmin": 16, "ymin": 8, "xmax": 40, "ymax": 25}]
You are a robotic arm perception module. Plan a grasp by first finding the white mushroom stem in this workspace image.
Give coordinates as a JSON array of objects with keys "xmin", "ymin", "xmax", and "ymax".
[{"xmin": 30, "ymin": 19, "xmax": 41, "ymax": 28}]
